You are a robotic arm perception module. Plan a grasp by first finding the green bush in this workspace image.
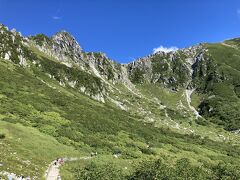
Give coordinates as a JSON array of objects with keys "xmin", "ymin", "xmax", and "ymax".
[
  {"xmin": 130, "ymin": 68, "xmax": 145, "ymax": 84},
  {"xmin": 195, "ymin": 117, "xmax": 209, "ymax": 126},
  {"xmin": 74, "ymin": 162, "xmax": 124, "ymax": 180},
  {"xmin": 0, "ymin": 133, "xmax": 5, "ymax": 139},
  {"xmin": 129, "ymin": 158, "xmax": 240, "ymax": 180}
]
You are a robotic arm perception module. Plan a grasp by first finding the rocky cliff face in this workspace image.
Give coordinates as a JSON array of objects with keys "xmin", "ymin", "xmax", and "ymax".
[
  {"xmin": 0, "ymin": 24, "xmax": 218, "ymax": 104},
  {"xmin": 26, "ymin": 26, "xmax": 218, "ymax": 93},
  {"xmin": 0, "ymin": 24, "xmax": 30, "ymax": 66},
  {"xmin": 28, "ymin": 30, "xmax": 123, "ymax": 82},
  {"xmin": 28, "ymin": 31, "xmax": 85, "ymax": 67},
  {"xmin": 0, "ymin": 24, "xmax": 239, "ymax": 131},
  {"xmin": 127, "ymin": 45, "xmax": 209, "ymax": 89}
]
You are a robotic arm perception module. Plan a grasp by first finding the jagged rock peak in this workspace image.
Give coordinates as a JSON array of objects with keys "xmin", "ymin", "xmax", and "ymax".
[
  {"xmin": 0, "ymin": 24, "xmax": 22, "ymax": 37},
  {"xmin": 0, "ymin": 23, "xmax": 8, "ymax": 30},
  {"xmin": 52, "ymin": 30, "xmax": 82, "ymax": 52}
]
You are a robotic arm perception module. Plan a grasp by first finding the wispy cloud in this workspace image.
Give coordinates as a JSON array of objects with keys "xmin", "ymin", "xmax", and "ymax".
[
  {"xmin": 52, "ymin": 1, "xmax": 63, "ymax": 20},
  {"xmin": 52, "ymin": 16, "xmax": 61, "ymax": 20},
  {"xmin": 237, "ymin": 9, "xmax": 240, "ymax": 17},
  {"xmin": 153, "ymin": 45, "xmax": 178, "ymax": 54}
]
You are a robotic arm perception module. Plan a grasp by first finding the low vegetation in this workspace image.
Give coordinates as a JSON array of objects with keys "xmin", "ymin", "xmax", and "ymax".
[
  {"xmin": 0, "ymin": 26, "xmax": 239, "ymax": 179},
  {"xmin": 62, "ymin": 156, "xmax": 240, "ymax": 180}
]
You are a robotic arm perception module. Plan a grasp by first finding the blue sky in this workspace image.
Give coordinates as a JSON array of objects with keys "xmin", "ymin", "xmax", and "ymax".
[{"xmin": 0, "ymin": 0, "xmax": 240, "ymax": 63}]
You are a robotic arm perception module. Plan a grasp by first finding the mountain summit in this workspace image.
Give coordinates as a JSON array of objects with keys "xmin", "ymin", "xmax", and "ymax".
[
  {"xmin": 0, "ymin": 24, "xmax": 239, "ymax": 131},
  {"xmin": 0, "ymin": 24, "xmax": 239, "ymax": 179}
]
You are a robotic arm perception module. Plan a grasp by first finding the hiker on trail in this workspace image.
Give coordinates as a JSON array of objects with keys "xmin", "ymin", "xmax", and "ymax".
[{"xmin": 59, "ymin": 158, "xmax": 64, "ymax": 165}]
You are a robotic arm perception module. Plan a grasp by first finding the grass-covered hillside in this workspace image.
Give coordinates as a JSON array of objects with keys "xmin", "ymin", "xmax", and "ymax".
[
  {"xmin": 196, "ymin": 43, "xmax": 240, "ymax": 131},
  {"xmin": 0, "ymin": 24, "xmax": 239, "ymax": 179},
  {"xmin": 0, "ymin": 52, "xmax": 239, "ymax": 179}
]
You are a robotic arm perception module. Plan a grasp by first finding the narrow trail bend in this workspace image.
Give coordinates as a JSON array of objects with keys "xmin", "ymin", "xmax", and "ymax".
[{"xmin": 45, "ymin": 157, "xmax": 91, "ymax": 180}]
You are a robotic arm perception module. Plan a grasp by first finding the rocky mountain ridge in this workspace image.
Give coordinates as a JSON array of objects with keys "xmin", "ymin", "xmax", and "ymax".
[
  {"xmin": 0, "ymin": 24, "xmax": 211, "ymax": 90},
  {"xmin": 0, "ymin": 24, "xmax": 239, "ymax": 132},
  {"xmin": 1, "ymin": 23, "xmax": 240, "ymax": 179}
]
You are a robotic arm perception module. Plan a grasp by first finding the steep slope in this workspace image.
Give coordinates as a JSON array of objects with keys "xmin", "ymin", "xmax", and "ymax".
[
  {"xmin": 197, "ymin": 42, "xmax": 240, "ymax": 131},
  {"xmin": 125, "ymin": 42, "xmax": 240, "ymax": 131},
  {"xmin": 0, "ymin": 24, "xmax": 239, "ymax": 178},
  {"xmin": 0, "ymin": 121, "xmax": 81, "ymax": 178}
]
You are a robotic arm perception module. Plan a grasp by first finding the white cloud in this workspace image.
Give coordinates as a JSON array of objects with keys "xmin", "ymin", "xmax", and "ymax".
[
  {"xmin": 52, "ymin": 16, "xmax": 61, "ymax": 20},
  {"xmin": 153, "ymin": 45, "xmax": 178, "ymax": 54}
]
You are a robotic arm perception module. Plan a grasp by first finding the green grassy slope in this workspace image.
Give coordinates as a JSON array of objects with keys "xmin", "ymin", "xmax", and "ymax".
[
  {"xmin": 0, "ymin": 24, "xmax": 239, "ymax": 179},
  {"xmin": 0, "ymin": 121, "xmax": 81, "ymax": 178},
  {"xmin": 0, "ymin": 56, "xmax": 240, "ymax": 179},
  {"xmin": 197, "ymin": 43, "xmax": 240, "ymax": 130}
]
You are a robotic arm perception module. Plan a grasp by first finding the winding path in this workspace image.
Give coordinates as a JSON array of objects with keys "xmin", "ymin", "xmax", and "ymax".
[
  {"xmin": 185, "ymin": 89, "xmax": 201, "ymax": 119},
  {"xmin": 45, "ymin": 157, "xmax": 91, "ymax": 180}
]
